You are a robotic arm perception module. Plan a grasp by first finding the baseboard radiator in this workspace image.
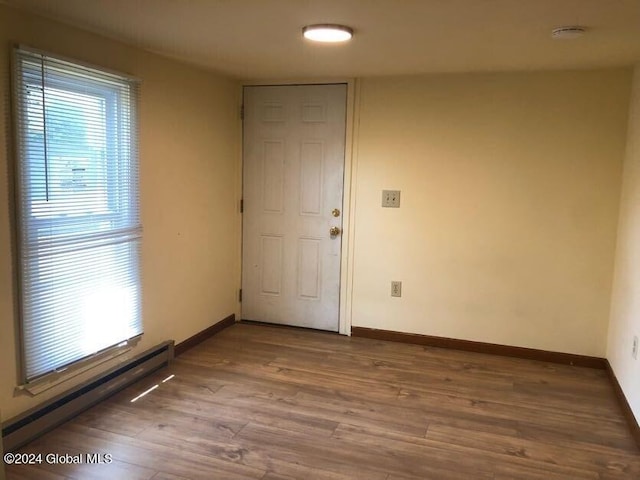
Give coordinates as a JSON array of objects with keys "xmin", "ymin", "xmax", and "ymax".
[{"xmin": 1, "ymin": 340, "xmax": 174, "ymax": 452}]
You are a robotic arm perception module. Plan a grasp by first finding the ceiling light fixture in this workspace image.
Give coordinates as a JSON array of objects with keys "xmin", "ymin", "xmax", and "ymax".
[
  {"xmin": 302, "ymin": 24, "xmax": 353, "ymax": 43},
  {"xmin": 551, "ymin": 26, "xmax": 586, "ymax": 39}
]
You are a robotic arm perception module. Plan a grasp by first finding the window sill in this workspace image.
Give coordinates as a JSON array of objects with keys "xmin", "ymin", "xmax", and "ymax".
[{"xmin": 15, "ymin": 336, "xmax": 142, "ymax": 397}]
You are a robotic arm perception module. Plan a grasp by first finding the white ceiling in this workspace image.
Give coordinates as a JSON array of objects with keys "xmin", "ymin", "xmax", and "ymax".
[{"xmin": 4, "ymin": 0, "xmax": 640, "ymax": 79}]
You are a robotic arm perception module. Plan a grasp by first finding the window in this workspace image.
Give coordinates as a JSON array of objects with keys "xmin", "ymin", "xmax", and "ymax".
[{"xmin": 13, "ymin": 47, "xmax": 142, "ymax": 383}]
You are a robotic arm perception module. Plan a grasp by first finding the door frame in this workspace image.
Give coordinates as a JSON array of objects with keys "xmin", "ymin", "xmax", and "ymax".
[{"xmin": 239, "ymin": 79, "xmax": 359, "ymax": 335}]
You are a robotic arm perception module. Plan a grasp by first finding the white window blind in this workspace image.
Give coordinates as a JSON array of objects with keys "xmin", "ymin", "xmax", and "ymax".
[{"xmin": 13, "ymin": 47, "xmax": 142, "ymax": 383}]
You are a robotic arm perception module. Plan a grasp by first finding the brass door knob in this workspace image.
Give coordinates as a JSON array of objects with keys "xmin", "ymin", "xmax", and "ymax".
[{"xmin": 329, "ymin": 226, "xmax": 341, "ymax": 237}]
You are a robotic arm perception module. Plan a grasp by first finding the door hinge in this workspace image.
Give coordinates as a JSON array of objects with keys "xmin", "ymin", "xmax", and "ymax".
[
  {"xmin": 240, "ymin": 199, "xmax": 244, "ymax": 213},
  {"xmin": 238, "ymin": 289, "xmax": 243, "ymax": 302},
  {"xmin": 240, "ymin": 104, "xmax": 245, "ymax": 120}
]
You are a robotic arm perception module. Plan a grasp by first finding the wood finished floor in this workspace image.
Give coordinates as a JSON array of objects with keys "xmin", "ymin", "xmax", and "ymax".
[{"xmin": 6, "ymin": 323, "xmax": 640, "ymax": 480}]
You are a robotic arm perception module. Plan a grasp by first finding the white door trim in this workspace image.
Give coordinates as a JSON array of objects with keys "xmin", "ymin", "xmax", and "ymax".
[{"xmin": 241, "ymin": 79, "xmax": 358, "ymax": 336}]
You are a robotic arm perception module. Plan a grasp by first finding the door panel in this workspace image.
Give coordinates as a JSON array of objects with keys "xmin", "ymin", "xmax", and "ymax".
[{"xmin": 242, "ymin": 84, "xmax": 347, "ymax": 331}]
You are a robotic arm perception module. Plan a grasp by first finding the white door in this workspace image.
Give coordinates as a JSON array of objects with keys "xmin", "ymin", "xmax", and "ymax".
[{"xmin": 242, "ymin": 84, "xmax": 347, "ymax": 331}]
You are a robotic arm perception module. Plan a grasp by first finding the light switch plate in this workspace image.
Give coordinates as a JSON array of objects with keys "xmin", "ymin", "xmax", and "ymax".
[
  {"xmin": 391, "ymin": 281, "xmax": 402, "ymax": 297},
  {"xmin": 382, "ymin": 190, "xmax": 401, "ymax": 208}
]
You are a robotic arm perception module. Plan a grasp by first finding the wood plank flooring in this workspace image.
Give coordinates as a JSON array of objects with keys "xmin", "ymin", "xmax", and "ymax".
[{"xmin": 5, "ymin": 323, "xmax": 640, "ymax": 479}]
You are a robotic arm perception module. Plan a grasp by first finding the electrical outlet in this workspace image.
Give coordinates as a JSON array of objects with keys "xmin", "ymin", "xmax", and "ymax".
[
  {"xmin": 391, "ymin": 281, "xmax": 402, "ymax": 297},
  {"xmin": 382, "ymin": 190, "xmax": 401, "ymax": 208},
  {"xmin": 633, "ymin": 336, "xmax": 638, "ymax": 360}
]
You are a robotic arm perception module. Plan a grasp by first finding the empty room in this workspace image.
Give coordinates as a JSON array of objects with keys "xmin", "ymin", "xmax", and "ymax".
[{"xmin": 1, "ymin": 0, "xmax": 640, "ymax": 479}]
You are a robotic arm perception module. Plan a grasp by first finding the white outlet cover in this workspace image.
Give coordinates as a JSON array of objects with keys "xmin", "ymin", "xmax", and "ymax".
[{"xmin": 382, "ymin": 190, "xmax": 401, "ymax": 208}]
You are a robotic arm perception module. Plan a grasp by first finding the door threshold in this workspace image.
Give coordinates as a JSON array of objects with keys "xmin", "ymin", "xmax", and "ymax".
[{"xmin": 239, "ymin": 319, "xmax": 340, "ymax": 335}]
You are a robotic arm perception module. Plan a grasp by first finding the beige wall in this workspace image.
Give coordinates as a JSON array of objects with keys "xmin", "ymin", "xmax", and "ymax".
[
  {"xmin": 351, "ymin": 71, "xmax": 630, "ymax": 356},
  {"xmin": 608, "ymin": 65, "xmax": 640, "ymax": 423},
  {"xmin": 0, "ymin": 5, "xmax": 241, "ymax": 419}
]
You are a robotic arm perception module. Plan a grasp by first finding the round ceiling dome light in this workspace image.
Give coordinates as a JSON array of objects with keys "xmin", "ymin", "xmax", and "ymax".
[
  {"xmin": 551, "ymin": 26, "xmax": 586, "ymax": 39},
  {"xmin": 302, "ymin": 24, "xmax": 353, "ymax": 43}
]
